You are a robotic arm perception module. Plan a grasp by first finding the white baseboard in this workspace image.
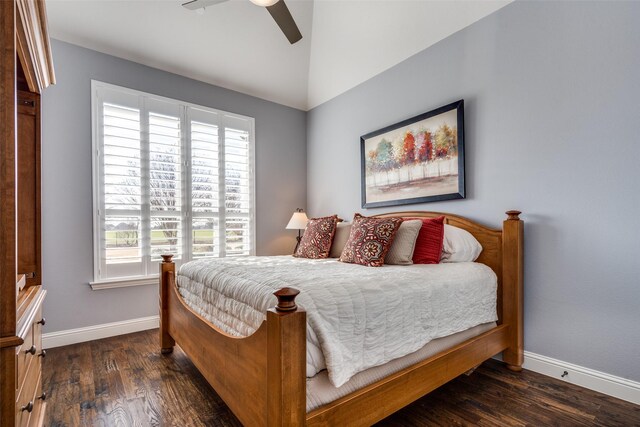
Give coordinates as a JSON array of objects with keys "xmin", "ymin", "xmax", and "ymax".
[
  {"xmin": 523, "ymin": 351, "xmax": 640, "ymax": 405},
  {"xmin": 42, "ymin": 315, "xmax": 159, "ymax": 349}
]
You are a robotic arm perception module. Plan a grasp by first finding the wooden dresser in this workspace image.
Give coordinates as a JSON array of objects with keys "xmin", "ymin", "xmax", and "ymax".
[
  {"xmin": 0, "ymin": 0, "xmax": 55, "ymax": 425},
  {"xmin": 14, "ymin": 287, "xmax": 47, "ymax": 426}
]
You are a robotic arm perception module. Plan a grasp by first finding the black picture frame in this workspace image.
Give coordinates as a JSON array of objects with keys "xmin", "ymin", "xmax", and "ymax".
[{"xmin": 360, "ymin": 100, "xmax": 465, "ymax": 209}]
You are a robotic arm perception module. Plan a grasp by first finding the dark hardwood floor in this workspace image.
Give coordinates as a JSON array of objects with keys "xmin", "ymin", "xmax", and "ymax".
[{"xmin": 43, "ymin": 329, "xmax": 640, "ymax": 426}]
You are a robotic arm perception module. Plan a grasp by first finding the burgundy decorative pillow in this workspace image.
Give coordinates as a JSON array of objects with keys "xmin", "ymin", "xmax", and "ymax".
[
  {"xmin": 412, "ymin": 216, "xmax": 445, "ymax": 264},
  {"xmin": 339, "ymin": 214, "xmax": 403, "ymax": 267},
  {"xmin": 294, "ymin": 215, "xmax": 338, "ymax": 259}
]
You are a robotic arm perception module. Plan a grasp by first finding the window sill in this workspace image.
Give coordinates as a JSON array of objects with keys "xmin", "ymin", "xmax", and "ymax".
[{"xmin": 90, "ymin": 275, "xmax": 159, "ymax": 290}]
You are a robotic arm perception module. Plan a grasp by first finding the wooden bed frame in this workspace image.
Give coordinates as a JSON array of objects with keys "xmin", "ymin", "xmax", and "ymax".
[{"xmin": 159, "ymin": 210, "xmax": 523, "ymax": 426}]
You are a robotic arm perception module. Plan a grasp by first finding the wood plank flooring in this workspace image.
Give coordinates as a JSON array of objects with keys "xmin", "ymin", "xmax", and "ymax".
[{"xmin": 43, "ymin": 329, "xmax": 640, "ymax": 426}]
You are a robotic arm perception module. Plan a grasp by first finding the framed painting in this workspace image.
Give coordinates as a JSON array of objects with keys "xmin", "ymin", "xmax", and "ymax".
[{"xmin": 360, "ymin": 100, "xmax": 465, "ymax": 209}]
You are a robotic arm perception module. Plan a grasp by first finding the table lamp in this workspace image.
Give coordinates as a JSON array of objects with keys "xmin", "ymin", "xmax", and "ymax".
[{"xmin": 286, "ymin": 208, "xmax": 308, "ymax": 253}]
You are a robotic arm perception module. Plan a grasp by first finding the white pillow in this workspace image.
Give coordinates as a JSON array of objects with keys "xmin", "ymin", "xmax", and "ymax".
[{"xmin": 441, "ymin": 224, "xmax": 483, "ymax": 263}]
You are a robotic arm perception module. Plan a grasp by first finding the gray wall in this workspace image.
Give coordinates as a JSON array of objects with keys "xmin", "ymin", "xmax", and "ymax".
[
  {"xmin": 42, "ymin": 40, "xmax": 307, "ymax": 333},
  {"xmin": 307, "ymin": 1, "xmax": 640, "ymax": 381}
]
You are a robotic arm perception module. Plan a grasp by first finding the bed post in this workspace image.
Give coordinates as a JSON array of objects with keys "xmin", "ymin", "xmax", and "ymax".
[
  {"xmin": 267, "ymin": 288, "xmax": 306, "ymax": 426},
  {"xmin": 502, "ymin": 211, "xmax": 524, "ymax": 371},
  {"xmin": 160, "ymin": 254, "xmax": 176, "ymax": 354}
]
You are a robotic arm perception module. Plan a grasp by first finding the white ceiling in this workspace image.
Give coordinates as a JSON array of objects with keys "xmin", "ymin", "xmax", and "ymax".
[
  {"xmin": 46, "ymin": 0, "xmax": 512, "ymax": 110},
  {"xmin": 308, "ymin": 0, "xmax": 512, "ymax": 108}
]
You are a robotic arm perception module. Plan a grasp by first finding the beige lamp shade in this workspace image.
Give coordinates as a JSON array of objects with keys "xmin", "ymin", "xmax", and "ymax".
[
  {"xmin": 249, "ymin": 0, "xmax": 279, "ymax": 5},
  {"xmin": 286, "ymin": 211, "xmax": 308, "ymax": 230}
]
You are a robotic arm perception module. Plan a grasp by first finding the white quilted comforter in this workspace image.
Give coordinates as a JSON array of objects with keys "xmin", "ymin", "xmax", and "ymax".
[{"xmin": 177, "ymin": 256, "xmax": 497, "ymax": 387}]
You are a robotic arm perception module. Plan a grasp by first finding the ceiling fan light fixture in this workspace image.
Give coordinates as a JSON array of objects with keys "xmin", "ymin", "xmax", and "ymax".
[
  {"xmin": 184, "ymin": 0, "xmax": 301, "ymax": 45},
  {"xmin": 250, "ymin": 0, "xmax": 279, "ymax": 7}
]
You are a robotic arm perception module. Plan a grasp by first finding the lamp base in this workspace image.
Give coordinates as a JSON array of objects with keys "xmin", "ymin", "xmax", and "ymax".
[{"xmin": 293, "ymin": 234, "xmax": 302, "ymax": 254}]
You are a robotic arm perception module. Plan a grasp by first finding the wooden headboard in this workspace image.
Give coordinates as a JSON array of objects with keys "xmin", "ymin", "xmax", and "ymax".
[{"xmin": 372, "ymin": 210, "xmax": 523, "ymax": 344}]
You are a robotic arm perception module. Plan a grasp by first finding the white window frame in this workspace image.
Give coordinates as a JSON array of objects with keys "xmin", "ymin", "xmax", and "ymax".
[{"xmin": 90, "ymin": 81, "xmax": 256, "ymax": 289}]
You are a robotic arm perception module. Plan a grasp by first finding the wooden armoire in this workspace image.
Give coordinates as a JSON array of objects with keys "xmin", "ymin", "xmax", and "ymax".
[{"xmin": 0, "ymin": 0, "xmax": 55, "ymax": 425}]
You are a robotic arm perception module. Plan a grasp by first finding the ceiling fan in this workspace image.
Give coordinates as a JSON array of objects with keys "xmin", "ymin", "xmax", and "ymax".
[{"xmin": 182, "ymin": 0, "xmax": 303, "ymax": 45}]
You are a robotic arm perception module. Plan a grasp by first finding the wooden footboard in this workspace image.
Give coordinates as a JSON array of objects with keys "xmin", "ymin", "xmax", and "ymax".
[
  {"xmin": 159, "ymin": 210, "xmax": 524, "ymax": 426},
  {"xmin": 159, "ymin": 255, "xmax": 306, "ymax": 426}
]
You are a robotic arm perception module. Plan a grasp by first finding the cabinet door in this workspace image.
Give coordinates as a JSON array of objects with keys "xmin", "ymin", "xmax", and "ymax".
[{"xmin": 17, "ymin": 90, "xmax": 41, "ymax": 287}]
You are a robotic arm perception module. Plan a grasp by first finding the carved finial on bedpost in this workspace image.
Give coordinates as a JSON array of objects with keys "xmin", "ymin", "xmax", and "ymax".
[
  {"xmin": 274, "ymin": 287, "xmax": 300, "ymax": 313},
  {"xmin": 161, "ymin": 254, "xmax": 174, "ymax": 263},
  {"xmin": 267, "ymin": 287, "xmax": 306, "ymax": 424},
  {"xmin": 506, "ymin": 210, "xmax": 521, "ymax": 221}
]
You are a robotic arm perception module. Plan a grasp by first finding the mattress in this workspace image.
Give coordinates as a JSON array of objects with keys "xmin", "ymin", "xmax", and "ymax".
[
  {"xmin": 306, "ymin": 321, "xmax": 496, "ymax": 412},
  {"xmin": 177, "ymin": 256, "xmax": 497, "ymax": 387}
]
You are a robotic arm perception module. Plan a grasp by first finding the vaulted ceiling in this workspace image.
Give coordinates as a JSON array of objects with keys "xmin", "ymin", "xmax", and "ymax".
[{"xmin": 47, "ymin": 0, "xmax": 512, "ymax": 110}]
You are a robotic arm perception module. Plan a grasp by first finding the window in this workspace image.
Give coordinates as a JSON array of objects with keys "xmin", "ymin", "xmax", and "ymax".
[{"xmin": 91, "ymin": 81, "xmax": 255, "ymax": 286}]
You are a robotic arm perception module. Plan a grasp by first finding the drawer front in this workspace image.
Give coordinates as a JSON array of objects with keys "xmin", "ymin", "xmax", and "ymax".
[
  {"xmin": 29, "ymin": 374, "xmax": 44, "ymax": 427},
  {"xmin": 16, "ymin": 323, "xmax": 35, "ymax": 393},
  {"xmin": 16, "ymin": 359, "xmax": 40, "ymax": 427},
  {"xmin": 32, "ymin": 308, "xmax": 44, "ymax": 358},
  {"xmin": 30, "ymin": 309, "xmax": 46, "ymax": 427}
]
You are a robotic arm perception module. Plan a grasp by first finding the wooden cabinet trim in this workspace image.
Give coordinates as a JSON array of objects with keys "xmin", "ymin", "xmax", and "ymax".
[
  {"xmin": 15, "ymin": 0, "xmax": 54, "ymax": 93},
  {"xmin": 1, "ymin": 0, "xmax": 53, "ymax": 424},
  {"xmin": 0, "ymin": 0, "xmax": 18, "ymax": 340},
  {"xmin": 0, "ymin": 336, "xmax": 24, "ymax": 349}
]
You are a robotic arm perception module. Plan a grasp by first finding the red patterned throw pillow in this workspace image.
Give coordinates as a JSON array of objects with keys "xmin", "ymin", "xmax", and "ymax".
[
  {"xmin": 412, "ymin": 216, "xmax": 445, "ymax": 264},
  {"xmin": 294, "ymin": 215, "xmax": 338, "ymax": 259},
  {"xmin": 339, "ymin": 214, "xmax": 403, "ymax": 267}
]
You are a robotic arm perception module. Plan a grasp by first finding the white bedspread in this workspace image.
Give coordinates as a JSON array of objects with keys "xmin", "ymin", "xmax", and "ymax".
[{"xmin": 177, "ymin": 256, "xmax": 497, "ymax": 387}]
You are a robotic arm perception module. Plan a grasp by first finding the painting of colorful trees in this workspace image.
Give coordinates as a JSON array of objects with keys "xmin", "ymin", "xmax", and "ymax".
[{"xmin": 361, "ymin": 101, "xmax": 465, "ymax": 208}]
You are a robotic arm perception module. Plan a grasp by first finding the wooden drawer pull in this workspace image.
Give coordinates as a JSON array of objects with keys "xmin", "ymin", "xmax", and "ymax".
[
  {"xmin": 21, "ymin": 401, "xmax": 34, "ymax": 413},
  {"xmin": 38, "ymin": 392, "xmax": 47, "ymax": 401},
  {"xmin": 37, "ymin": 317, "xmax": 46, "ymax": 326},
  {"xmin": 38, "ymin": 349, "xmax": 46, "ymax": 358},
  {"xmin": 24, "ymin": 345, "xmax": 36, "ymax": 355}
]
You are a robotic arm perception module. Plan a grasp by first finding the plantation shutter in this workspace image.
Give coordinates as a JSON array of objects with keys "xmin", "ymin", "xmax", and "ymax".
[
  {"xmin": 96, "ymin": 89, "xmax": 144, "ymax": 279},
  {"xmin": 189, "ymin": 108, "xmax": 221, "ymax": 258},
  {"xmin": 147, "ymin": 99, "xmax": 184, "ymax": 265},
  {"xmin": 92, "ymin": 82, "xmax": 255, "ymax": 284},
  {"xmin": 223, "ymin": 115, "xmax": 253, "ymax": 256}
]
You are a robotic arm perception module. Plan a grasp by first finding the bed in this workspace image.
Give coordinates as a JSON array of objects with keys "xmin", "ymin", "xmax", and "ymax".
[{"xmin": 159, "ymin": 210, "xmax": 524, "ymax": 426}]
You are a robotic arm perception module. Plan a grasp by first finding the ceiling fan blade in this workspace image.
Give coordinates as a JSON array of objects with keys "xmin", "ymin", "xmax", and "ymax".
[
  {"xmin": 182, "ymin": 0, "xmax": 229, "ymax": 11},
  {"xmin": 265, "ymin": 0, "xmax": 302, "ymax": 45}
]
